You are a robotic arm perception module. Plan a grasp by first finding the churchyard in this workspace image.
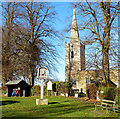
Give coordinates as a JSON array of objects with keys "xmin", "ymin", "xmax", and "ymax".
[
  {"xmin": 1, "ymin": 1, "xmax": 119, "ymax": 118},
  {"xmin": 1, "ymin": 79, "xmax": 120, "ymax": 118},
  {"xmin": 1, "ymin": 96, "xmax": 120, "ymax": 118}
]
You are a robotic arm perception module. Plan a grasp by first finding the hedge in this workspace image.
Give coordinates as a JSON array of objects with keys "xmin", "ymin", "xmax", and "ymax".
[
  {"xmin": 56, "ymin": 81, "xmax": 72, "ymax": 95},
  {"xmin": 99, "ymin": 87, "xmax": 116, "ymax": 101}
]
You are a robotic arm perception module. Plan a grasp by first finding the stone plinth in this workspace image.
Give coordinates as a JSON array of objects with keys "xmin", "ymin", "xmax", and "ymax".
[{"xmin": 36, "ymin": 99, "xmax": 48, "ymax": 105}]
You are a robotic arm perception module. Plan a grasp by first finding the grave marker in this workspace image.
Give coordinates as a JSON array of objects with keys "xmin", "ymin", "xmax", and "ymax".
[{"xmin": 47, "ymin": 80, "xmax": 53, "ymax": 96}]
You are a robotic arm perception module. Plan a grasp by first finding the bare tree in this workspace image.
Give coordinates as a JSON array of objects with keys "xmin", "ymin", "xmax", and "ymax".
[
  {"xmin": 2, "ymin": 2, "xmax": 21, "ymax": 85},
  {"xmin": 72, "ymin": 1, "xmax": 118, "ymax": 86},
  {"xmin": 12, "ymin": 2, "xmax": 60, "ymax": 86},
  {"xmin": 2, "ymin": 2, "xmax": 61, "ymax": 86}
]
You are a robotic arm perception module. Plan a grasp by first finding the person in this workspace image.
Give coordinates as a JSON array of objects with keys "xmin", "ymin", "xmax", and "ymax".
[
  {"xmin": 14, "ymin": 89, "xmax": 19, "ymax": 96},
  {"xmin": 12, "ymin": 89, "xmax": 16, "ymax": 97},
  {"xmin": 16, "ymin": 89, "xmax": 20, "ymax": 96}
]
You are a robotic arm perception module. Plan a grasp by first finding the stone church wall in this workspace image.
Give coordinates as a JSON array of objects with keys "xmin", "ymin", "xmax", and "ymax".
[
  {"xmin": 77, "ymin": 70, "xmax": 100, "ymax": 93},
  {"xmin": 65, "ymin": 8, "xmax": 118, "ymax": 93},
  {"xmin": 110, "ymin": 70, "xmax": 118, "ymax": 87},
  {"xmin": 77, "ymin": 70, "xmax": 118, "ymax": 94}
]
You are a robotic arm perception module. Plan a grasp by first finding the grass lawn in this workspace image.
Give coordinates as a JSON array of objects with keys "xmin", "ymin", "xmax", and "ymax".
[{"xmin": 1, "ymin": 96, "xmax": 120, "ymax": 118}]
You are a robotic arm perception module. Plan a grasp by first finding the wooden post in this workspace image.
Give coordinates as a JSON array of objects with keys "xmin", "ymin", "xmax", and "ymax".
[
  {"xmin": 41, "ymin": 79, "xmax": 44, "ymax": 99},
  {"xmin": 47, "ymin": 90, "xmax": 48, "ymax": 97}
]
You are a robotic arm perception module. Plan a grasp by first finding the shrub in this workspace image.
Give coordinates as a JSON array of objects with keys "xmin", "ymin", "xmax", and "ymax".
[
  {"xmin": 56, "ymin": 81, "xmax": 72, "ymax": 95},
  {"xmin": 31, "ymin": 87, "xmax": 35, "ymax": 96},
  {"xmin": 99, "ymin": 87, "xmax": 116, "ymax": 101},
  {"xmin": 34, "ymin": 85, "xmax": 41, "ymax": 94},
  {"xmin": 115, "ymin": 87, "xmax": 120, "ymax": 105},
  {"xmin": 78, "ymin": 93, "xmax": 86, "ymax": 97},
  {"xmin": 115, "ymin": 95, "xmax": 120, "ymax": 105},
  {"xmin": 86, "ymin": 83, "xmax": 98, "ymax": 100},
  {"xmin": 2, "ymin": 86, "xmax": 7, "ymax": 94},
  {"xmin": 70, "ymin": 89, "xmax": 74, "ymax": 96},
  {"xmin": 31, "ymin": 85, "xmax": 46, "ymax": 96}
]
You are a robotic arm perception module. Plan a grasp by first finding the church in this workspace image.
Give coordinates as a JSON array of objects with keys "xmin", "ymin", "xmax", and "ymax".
[{"xmin": 65, "ymin": 9, "xmax": 118, "ymax": 93}]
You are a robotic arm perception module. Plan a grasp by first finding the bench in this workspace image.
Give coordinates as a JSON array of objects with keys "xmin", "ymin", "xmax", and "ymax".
[{"xmin": 94, "ymin": 99, "xmax": 116, "ymax": 114}]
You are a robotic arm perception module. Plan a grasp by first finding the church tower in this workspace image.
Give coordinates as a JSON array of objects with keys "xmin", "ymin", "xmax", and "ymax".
[{"xmin": 65, "ymin": 8, "xmax": 85, "ymax": 84}]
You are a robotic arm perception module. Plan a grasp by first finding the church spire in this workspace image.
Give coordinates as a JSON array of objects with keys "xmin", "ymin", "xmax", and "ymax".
[
  {"xmin": 65, "ymin": 37, "xmax": 66, "ymax": 44},
  {"xmin": 72, "ymin": 8, "xmax": 77, "ymax": 30},
  {"xmin": 70, "ymin": 8, "xmax": 79, "ymax": 43}
]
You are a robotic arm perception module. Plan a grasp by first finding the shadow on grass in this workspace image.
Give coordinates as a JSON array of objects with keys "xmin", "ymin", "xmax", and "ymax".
[
  {"xmin": 0, "ymin": 100, "xmax": 20, "ymax": 106},
  {"xmin": 32, "ymin": 102, "xmax": 95, "ymax": 117},
  {"xmin": 48, "ymin": 102, "xmax": 60, "ymax": 104},
  {"xmin": 115, "ymin": 108, "xmax": 120, "ymax": 113},
  {"xmin": 64, "ymin": 100, "xmax": 70, "ymax": 102}
]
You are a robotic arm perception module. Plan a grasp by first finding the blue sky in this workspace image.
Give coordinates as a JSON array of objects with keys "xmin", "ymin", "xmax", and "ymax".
[
  {"xmin": 1, "ymin": 2, "xmax": 118, "ymax": 86},
  {"xmin": 47, "ymin": 2, "xmax": 73, "ymax": 82},
  {"xmin": 0, "ymin": 2, "xmax": 73, "ymax": 86},
  {"xmin": 48, "ymin": 2, "xmax": 118, "ymax": 82}
]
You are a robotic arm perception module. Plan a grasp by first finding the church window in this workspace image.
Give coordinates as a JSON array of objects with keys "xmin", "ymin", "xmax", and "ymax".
[{"xmin": 71, "ymin": 51, "xmax": 74, "ymax": 58}]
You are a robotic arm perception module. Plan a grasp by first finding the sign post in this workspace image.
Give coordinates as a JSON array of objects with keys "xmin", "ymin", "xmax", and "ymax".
[
  {"xmin": 36, "ymin": 67, "xmax": 48, "ymax": 105},
  {"xmin": 41, "ymin": 79, "xmax": 44, "ymax": 99}
]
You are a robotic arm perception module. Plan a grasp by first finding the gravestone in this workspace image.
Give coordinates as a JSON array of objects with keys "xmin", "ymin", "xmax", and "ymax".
[
  {"xmin": 96, "ymin": 90, "xmax": 100, "ymax": 101},
  {"xmin": 47, "ymin": 80, "xmax": 52, "ymax": 96},
  {"xmin": 74, "ymin": 93, "xmax": 78, "ymax": 98},
  {"xmin": 61, "ymin": 93, "xmax": 65, "ymax": 96},
  {"xmin": 66, "ymin": 93, "xmax": 68, "ymax": 97},
  {"xmin": 47, "ymin": 81, "xmax": 52, "ymax": 90}
]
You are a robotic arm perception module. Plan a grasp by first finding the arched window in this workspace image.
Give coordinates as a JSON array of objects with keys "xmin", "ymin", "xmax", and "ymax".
[{"xmin": 71, "ymin": 51, "xmax": 74, "ymax": 58}]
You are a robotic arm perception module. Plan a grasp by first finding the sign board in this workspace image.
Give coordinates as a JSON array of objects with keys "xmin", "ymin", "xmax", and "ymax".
[
  {"xmin": 47, "ymin": 81, "xmax": 52, "ymax": 90},
  {"xmin": 37, "ymin": 67, "xmax": 48, "ymax": 79}
]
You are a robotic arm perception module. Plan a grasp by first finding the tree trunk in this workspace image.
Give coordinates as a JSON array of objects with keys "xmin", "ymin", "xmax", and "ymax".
[{"xmin": 102, "ymin": 2, "xmax": 110, "ymax": 87}]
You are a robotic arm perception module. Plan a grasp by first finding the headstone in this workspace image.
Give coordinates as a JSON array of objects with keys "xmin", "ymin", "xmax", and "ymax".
[
  {"xmin": 47, "ymin": 81, "xmax": 52, "ymax": 91},
  {"xmin": 101, "ymin": 91, "xmax": 104, "ymax": 93},
  {"xmin": 61, "ymin": 93, "xmax": 64, "ymax": 96},
  {"xmin": 66, "ymin": 93, "xmax": 68, "ymax": 97},
  {"xmin": 96, "ymin": 91, "xmax": 100, "ymax": 101},
  {"xmin": 74, "ymin": 93, "xmax": 78, "ymax": 98}
]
